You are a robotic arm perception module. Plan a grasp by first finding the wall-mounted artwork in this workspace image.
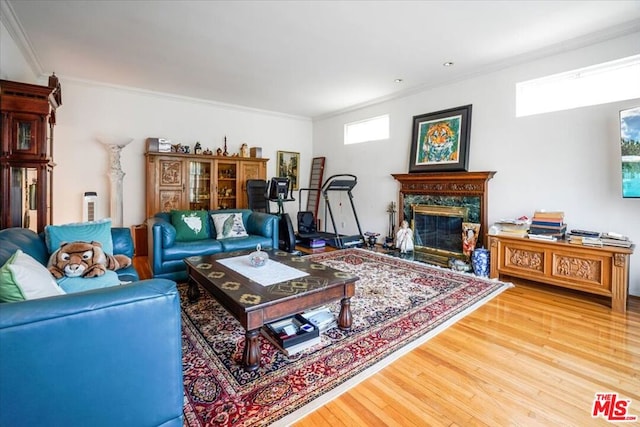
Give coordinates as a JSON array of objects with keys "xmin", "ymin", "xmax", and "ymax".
[
  {"xmin": 620, "ymin": 106, "xmax": 640, "ymax": 198},
  {"xmin": 277, "ymin": 151, "xmax": 300, "ymax": 190},
  {"xmin": 409, "ymin": 105, "xmax": 472, "ymax": 173}
]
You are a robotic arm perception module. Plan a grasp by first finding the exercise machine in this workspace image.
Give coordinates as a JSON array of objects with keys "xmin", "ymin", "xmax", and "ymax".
[
  {"xmin": 297, "ymin": 174, "xmax": 364, "ymax": 249},
  {"xmin": 266, "ymin": 177, "xmax": 297, "ymax": 252}
]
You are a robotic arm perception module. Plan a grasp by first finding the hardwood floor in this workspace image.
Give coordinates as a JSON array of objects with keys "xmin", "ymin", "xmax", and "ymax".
[{"xmin": 133, "ymin": 256, "xmax": 640, "ymax": 426}]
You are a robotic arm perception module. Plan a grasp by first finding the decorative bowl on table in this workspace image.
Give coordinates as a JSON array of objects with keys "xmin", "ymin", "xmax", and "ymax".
[{"xmin": 249, "ymin": 244, "xmax": 268, "ymax": 267}]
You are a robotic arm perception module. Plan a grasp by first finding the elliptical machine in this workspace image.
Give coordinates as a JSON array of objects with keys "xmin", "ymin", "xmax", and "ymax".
[{"xmin": 266, "ymin": 177, "xmax": 297, "ymax": 252}]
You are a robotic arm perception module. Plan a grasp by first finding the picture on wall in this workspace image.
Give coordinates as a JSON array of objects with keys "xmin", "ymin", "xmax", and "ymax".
[
  {"xmin": 620, "ymin": 106, "xmax": 640, "ymax": 198},
  {"xmin": 409, "ymin": 105, "xmax": 472, "ymax": 173},
  {"xmin": 277, "ymin": 151, "xmax": 300, "ymax": 190}
]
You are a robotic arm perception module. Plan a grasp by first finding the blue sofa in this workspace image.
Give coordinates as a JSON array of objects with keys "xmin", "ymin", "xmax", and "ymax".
[
  {"xmin": 0, "ymin": 227, "xmax": 184, "ymax": 427},
  {"xmin": 148, "ymin": 209, "xmax": 279, "ymax": 282}
]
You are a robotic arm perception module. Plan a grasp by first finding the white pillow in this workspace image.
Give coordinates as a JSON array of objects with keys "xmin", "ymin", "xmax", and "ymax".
[
  {"xmin": 8, "ymin": 250, "xmax": 65, "ymax": 300},
  {"xmin": 211, "ymin": 213, "xmax": 249, "ymax": 239}
]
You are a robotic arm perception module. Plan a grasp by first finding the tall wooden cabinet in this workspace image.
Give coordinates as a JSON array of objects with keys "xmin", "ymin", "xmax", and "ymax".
[
  {"xmin": 1, "ymin": 77, "xmax": 60, "ymax": 233},
  {"xmin": 145, "ymin": 152, "xmax": 267, "ymax": 218}
]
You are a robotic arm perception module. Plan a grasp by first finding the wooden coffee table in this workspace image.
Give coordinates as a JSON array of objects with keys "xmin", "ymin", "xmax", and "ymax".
[{"xmin": 184, "ymin": 249, "xmax": 358, "ymax": 371}]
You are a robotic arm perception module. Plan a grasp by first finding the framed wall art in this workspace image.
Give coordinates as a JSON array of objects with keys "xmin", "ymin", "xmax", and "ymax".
[
  {"xmin": 620, "ymin": 106, "xmax": 640, "ymax": 198},
  {"xmin": 276, "ymin": 151, "xmax": 300, "ymax": 190},
  {"xmin": 409, "ymin": 104, "xmax": 472, "ymax": 173}
]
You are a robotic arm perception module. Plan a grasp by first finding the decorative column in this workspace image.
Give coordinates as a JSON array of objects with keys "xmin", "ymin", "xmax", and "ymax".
[{"xmin": 98, "ymin": 136, "xmax": 133, "ymax": 227}]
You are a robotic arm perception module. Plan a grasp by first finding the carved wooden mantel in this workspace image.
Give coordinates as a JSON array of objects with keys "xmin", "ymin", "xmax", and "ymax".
[{"xmin": 392, "ymin": 171, "xmax": 496, "ymax": 247}]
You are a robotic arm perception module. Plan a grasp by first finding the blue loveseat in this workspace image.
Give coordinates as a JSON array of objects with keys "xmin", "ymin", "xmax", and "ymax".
[
  {"xmin": 0, "ymin": 227, "xmax": 184, "ymax": 427},
  {"xmin": 147, "ymin": 208, "xmax": 279, "ymax": 282}
]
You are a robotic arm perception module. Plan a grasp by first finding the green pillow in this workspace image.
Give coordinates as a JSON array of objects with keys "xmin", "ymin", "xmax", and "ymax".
[
  {"xmin": 0, "ymin": 250, "xmax": 66, "ymax": 303},
  {"xmin": 170, "ymin": 210, "xmax": 210, "ymax": 242},
  {"xmin": 45, "ymin": 219, "xmax": 114, "ymax": 255}
]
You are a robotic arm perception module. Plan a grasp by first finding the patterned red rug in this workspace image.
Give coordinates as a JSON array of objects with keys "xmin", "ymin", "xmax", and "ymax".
[{"xmin": 181, "ymin": 249, "xmax": 513, "ymax": 426}]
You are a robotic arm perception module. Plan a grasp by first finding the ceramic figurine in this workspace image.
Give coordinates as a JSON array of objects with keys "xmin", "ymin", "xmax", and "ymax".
[
  {"xmin": 240, "ymin": 143, "xmax": 249, "ymax": 158},
  {"xmin": 395, "ymin": 220, "xmax": 414, "ymax": 253}
]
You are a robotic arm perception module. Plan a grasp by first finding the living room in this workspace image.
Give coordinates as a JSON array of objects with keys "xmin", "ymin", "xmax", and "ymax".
[{"xmin": 1, "ymin": 1, "xmax": 639, "ymax": 425}]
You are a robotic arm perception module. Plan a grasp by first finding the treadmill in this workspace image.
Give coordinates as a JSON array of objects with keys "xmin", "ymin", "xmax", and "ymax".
[{"xmin": 298, "ymin": 174, "xmax": 364, "ymax": 249}]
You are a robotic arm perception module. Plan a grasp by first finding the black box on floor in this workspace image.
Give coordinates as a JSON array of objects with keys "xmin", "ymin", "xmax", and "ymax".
[{"xmin": 264, "ymin": 314, "xmax": 319, "ymax": 349}]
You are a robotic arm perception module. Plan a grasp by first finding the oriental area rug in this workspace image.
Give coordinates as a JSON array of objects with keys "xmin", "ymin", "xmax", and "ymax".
[{"xmin": 181, "ymin": 249, "xmax": 513, "ymax": 426}]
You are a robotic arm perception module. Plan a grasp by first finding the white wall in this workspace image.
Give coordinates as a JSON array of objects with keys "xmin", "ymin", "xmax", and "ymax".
[
  {"xmin": 2, "ymin": 22, "xmax": 312, "ymax": 227},
  {"xmin": 55, "ymin": 80, "xmax": 312, "ymax": 226},
  {"xmin": 313, "ymin": 32, "xmax": 640, "ymax": 296}
]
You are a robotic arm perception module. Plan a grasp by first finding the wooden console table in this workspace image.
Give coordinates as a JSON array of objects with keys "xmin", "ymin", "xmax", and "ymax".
[{"xmin": 489, "ymin": 235, "xmax": 633, "ymax": 313}]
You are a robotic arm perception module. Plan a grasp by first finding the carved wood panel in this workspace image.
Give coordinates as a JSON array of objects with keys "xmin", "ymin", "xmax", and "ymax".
[
  {"xmin": 160, "ymin": 160, "xmax": 183, "ymax": 187},
  {"xmin": 506, "ymin": 247, "xmax": 544, "ymax": 272}
]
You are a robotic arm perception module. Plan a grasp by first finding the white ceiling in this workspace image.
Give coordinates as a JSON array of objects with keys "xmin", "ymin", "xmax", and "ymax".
[{"xmin": 4, "ymin": 0, "xmax": 640, "ymax": 118}]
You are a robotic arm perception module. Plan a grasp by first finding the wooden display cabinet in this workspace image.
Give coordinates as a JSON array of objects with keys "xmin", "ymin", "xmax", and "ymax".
[
  {"xmin": 489, "ymin": 235, "xmax": 633, "ymax": 313},
  {"xmin": 145, "ymin": 152, "xmax": 267, "ymax": 217},
  {"xmin": 1, "ymin": 77, "xmax": 60, "ymax": 233}
]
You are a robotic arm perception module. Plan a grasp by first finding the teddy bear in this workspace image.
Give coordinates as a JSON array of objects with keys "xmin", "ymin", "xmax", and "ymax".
[{"xmin": 47, "ymin": 241, "xmax": 131, "ymax": 279}]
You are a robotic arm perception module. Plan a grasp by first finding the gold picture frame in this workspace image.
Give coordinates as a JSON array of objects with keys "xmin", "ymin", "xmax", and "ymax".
[{"xmin": 276, "ymin": 151, "xmax": 300, "ymax": 190}]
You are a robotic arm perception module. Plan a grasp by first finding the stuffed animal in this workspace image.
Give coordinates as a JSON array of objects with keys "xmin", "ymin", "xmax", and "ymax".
[{"xmin": 47, "ymin": 241, "xmax": 132, "ymax": 279}]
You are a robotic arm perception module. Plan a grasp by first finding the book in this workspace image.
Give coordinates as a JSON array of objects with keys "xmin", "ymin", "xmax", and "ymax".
[
  {"xmin": 602, "ymin": 232, "xmax": 630, "ymax": 241},
  {"xmin": 528, "ymin": 226, "xmax": 566, "ymax": 237},
  {"xmin": 496, "ymin": 229, "xmax": 529, "ymax": 237},
  {"xmin": 531, "ymin": 219, "xmax": 565, "ymax": 227},
  {"xmin": 261, "ymin": 328, "xmax": 321, "ymax": 356},
  {"xmin": 528, "ymin": 234, "xmax": 557, "ymax": 242},
  {"xmin": 600, "ymin": 238, "xmax": 633, "ymax": 248},
  {"xmin": 533, "ymin": 211, "xmax": 565, "ymax": 220},
  {"xmin": 569, "ymin": 229, "xmax": 601, "ymax": 238}
]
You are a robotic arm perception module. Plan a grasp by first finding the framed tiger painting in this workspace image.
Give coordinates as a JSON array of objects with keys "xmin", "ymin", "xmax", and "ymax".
[{"xmin": 409, "ymin": 104, "xmax": 472, "ymax": 173}]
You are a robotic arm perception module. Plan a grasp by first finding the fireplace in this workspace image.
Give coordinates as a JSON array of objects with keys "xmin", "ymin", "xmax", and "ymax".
[
  {"xmin": 412, "ymin": 205, "xmax": 468, "ymax": 257},
  {"xmin": 392, "ymin": 171, "xmax": 495, "ymax": 266}
]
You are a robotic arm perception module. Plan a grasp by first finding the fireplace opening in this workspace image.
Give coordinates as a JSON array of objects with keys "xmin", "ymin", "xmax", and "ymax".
[{"xmin": 412, "ymin": 205, "xmax": 468, "ymax": 259}]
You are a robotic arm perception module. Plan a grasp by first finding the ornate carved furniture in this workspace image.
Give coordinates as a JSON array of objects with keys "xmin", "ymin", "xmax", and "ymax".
[
  {"xmin": 1, "ymin": 76, "xmax": 60, "ymax": 233},
  {"xmin": 489, "ymin": 235, "xmax": 633, "ymax": 312},
  {"xmin": 145, "ymin": 151, "xmax": 268, "ymax": 218}
]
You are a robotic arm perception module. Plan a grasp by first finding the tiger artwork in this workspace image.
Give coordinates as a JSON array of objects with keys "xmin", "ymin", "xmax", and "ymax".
[{"xmin": 419, "ymin": 121, "xmax": 458, "ymax": 163}]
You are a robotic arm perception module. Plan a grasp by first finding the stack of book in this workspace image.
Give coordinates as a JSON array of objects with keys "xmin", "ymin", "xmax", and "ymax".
[
  {"xmin": 566, "ymin": 230, "xmax": 633, "ymax": 248},
  {"xmin": 528, "ymin": 211, "xmax": 566, "ymax": 241},
  {"xmin": 567, "ymin": 229, "xmax": 602, "ymax": 246},
  {"xmin": 491, "ymin": 219, "xmax": 530, "ymax": 237},
  {"xmin": 601, "ymin": 232, "xmax": 633, "ymax": 248}
]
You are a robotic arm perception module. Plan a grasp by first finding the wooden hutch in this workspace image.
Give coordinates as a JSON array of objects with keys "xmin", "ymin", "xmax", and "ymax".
[{"xmin": 145, "ymin": 151, "xmax": 268, "ymax": 218}]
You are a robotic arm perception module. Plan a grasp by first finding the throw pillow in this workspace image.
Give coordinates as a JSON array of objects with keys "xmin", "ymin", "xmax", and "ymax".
[
  {"xmin": 171, "ymin": 210, "xmax": 210, "ymax": 242},
  {"xmin": 0, "ymin": 250, "xmax": 65, "ymax": 303},
  {"xmin": 211, "ymin": 212, "xmax": 249, "ymax": 239},
  {"xmin": 45, "ymin": 218, "xmax": 114, "ymax": 255},
  {"xmin": 56, "ymin": 270, "xmax": 121, "ymax": 294}
]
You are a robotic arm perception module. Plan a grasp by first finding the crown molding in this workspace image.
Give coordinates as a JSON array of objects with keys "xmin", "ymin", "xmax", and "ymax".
[{"xmin": 0, "ymin": 0, "xmax": 43, "ymax": 77}]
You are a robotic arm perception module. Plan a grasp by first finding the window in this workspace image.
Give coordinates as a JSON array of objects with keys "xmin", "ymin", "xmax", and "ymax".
[
  {"xmin": 344, "ymin": 115, "xmax": 389, "ymax": 145},
  {"xmin": 516, "ymin": 54, "xmax": 640, "ymax": 117}
]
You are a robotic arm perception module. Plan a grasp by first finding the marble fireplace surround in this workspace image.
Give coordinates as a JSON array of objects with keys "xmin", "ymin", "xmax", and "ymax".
[{"xmin": 392, "ymin": 171, "xmax": 496, "ymax": 258}]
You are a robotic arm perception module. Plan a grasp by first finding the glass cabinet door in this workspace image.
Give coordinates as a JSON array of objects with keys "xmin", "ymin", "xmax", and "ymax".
[
  {"xmin": 11, "ymin": 114, "xmax": 41, "ymax": 156},
  {"xmin": 189, "ymin": 160, "xmax": 212, "ymax": 210},
  {"xmin": 216, "ymin": 161, "xmax": 237, "ymax": 209},
  {"xmin": 8, "ymin": 166, "xmax": 39, "ymax": 232}
]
